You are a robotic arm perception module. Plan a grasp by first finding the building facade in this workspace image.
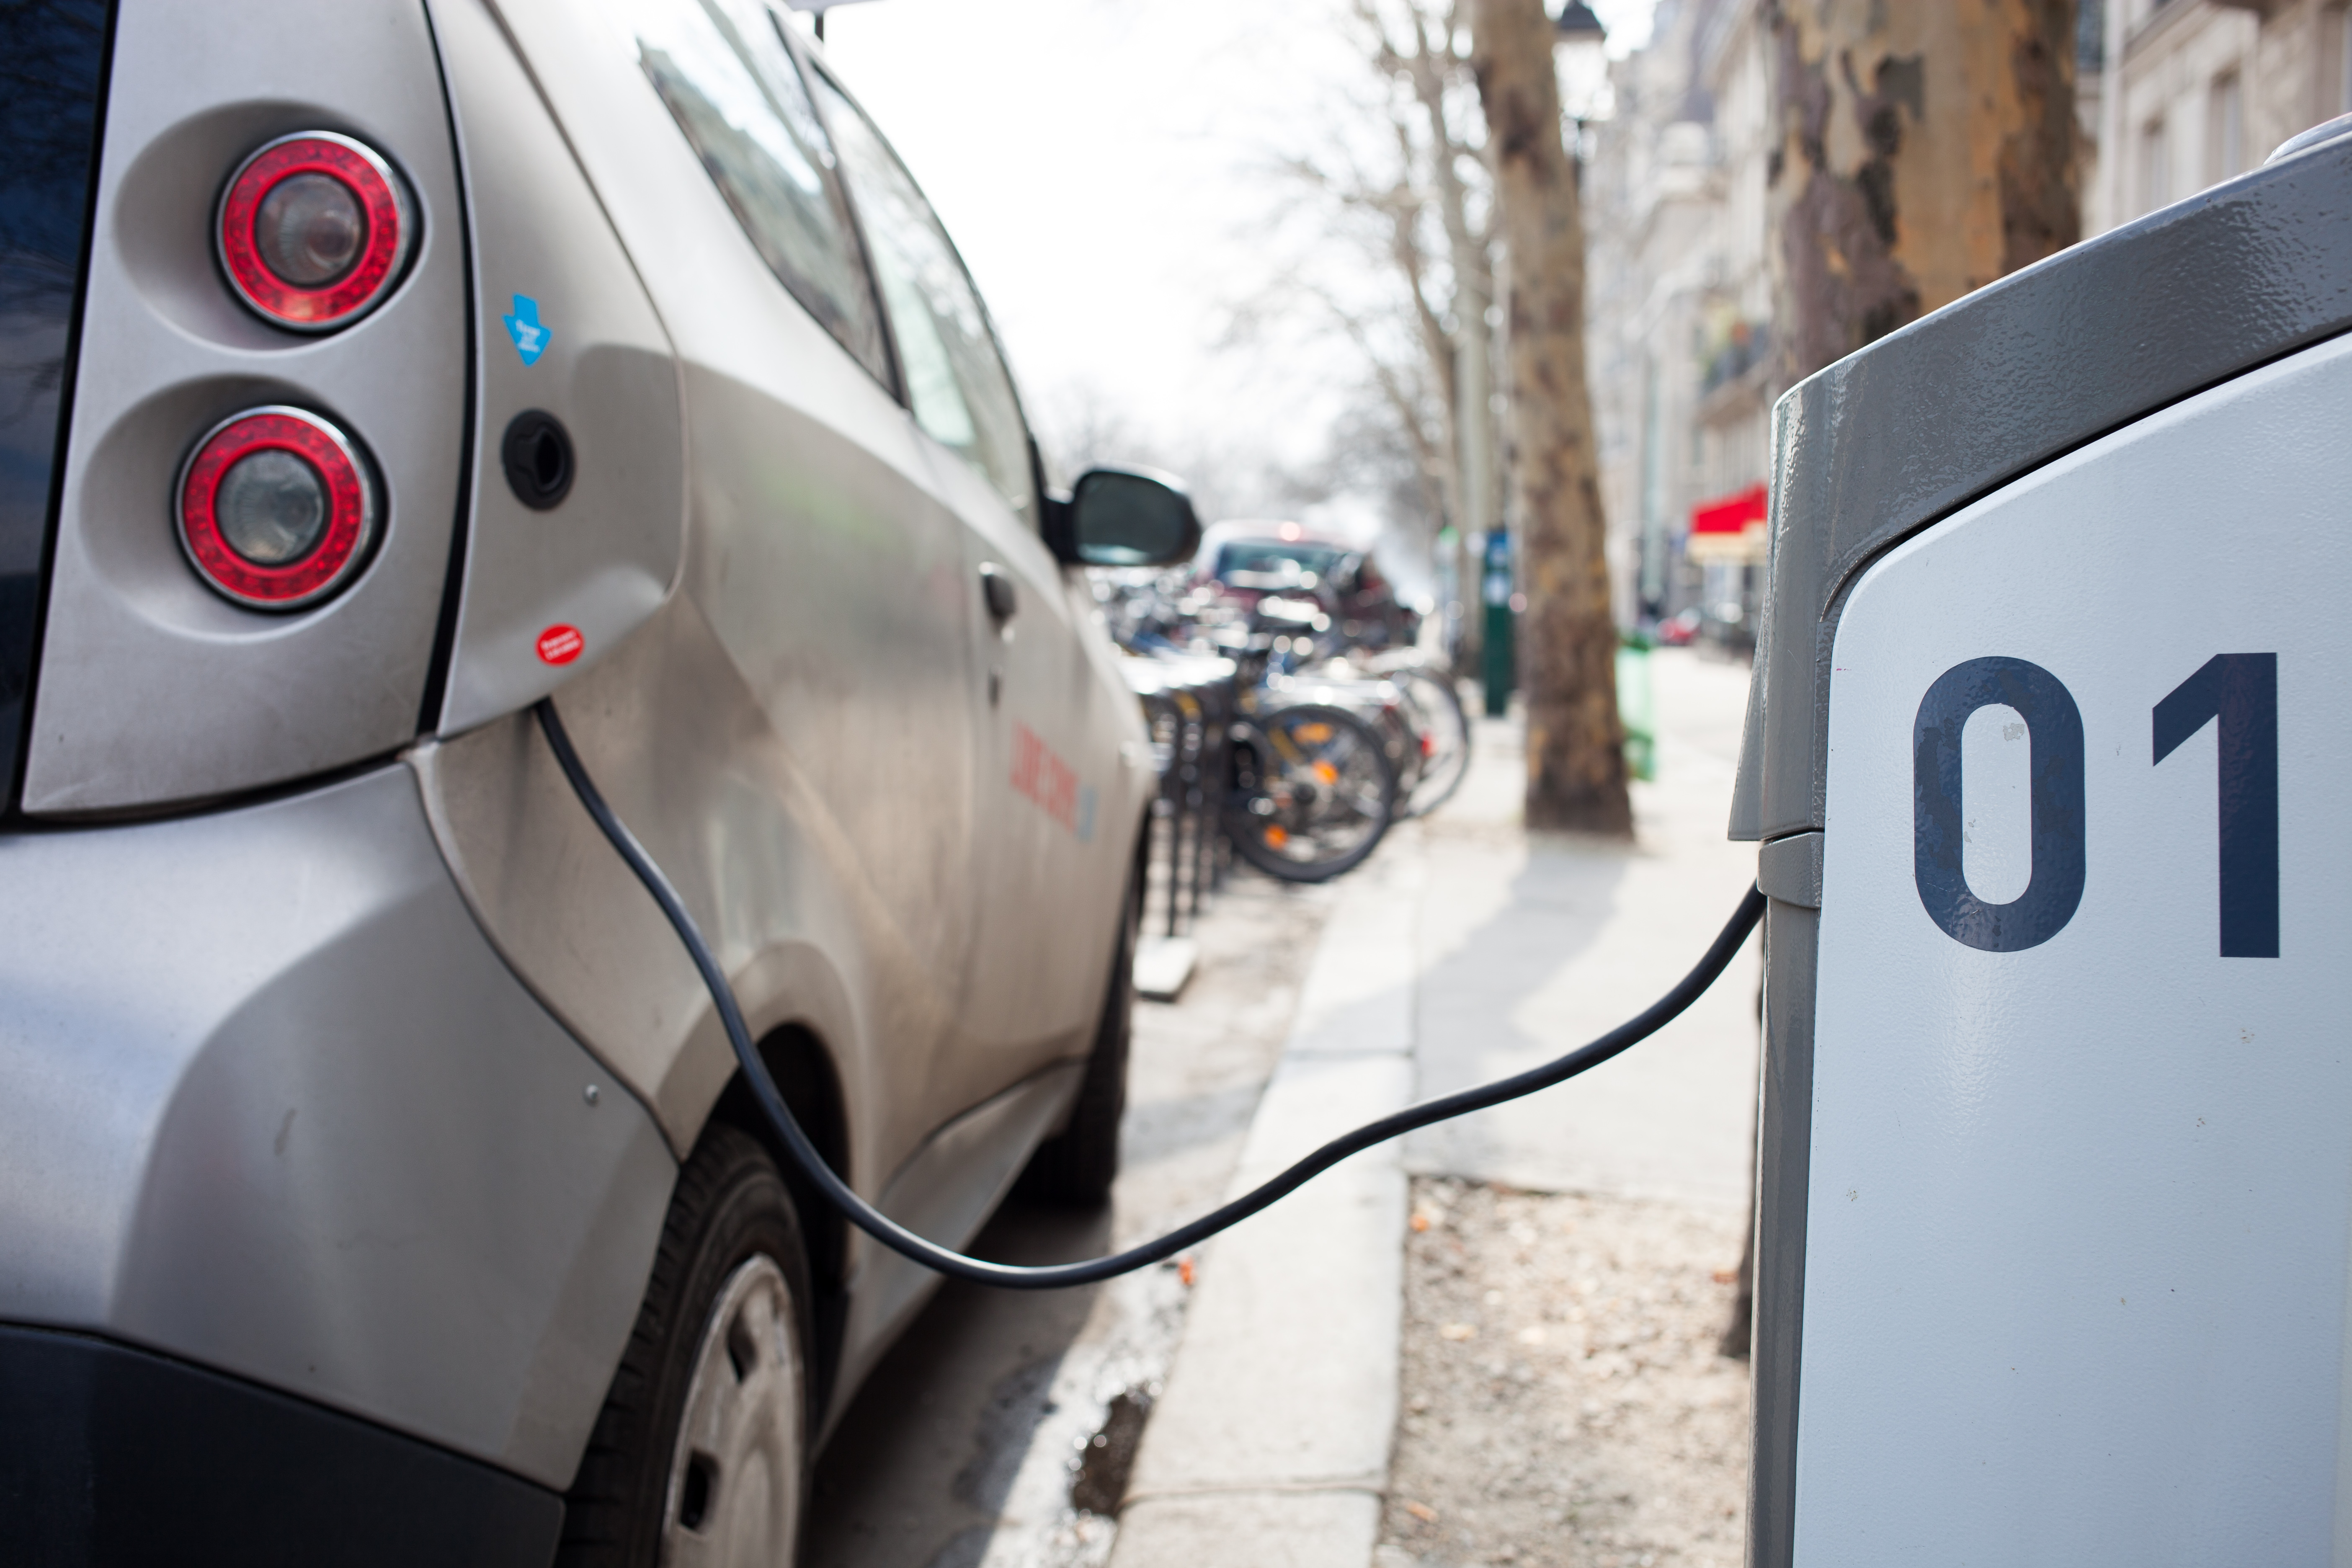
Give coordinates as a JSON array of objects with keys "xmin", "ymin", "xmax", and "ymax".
[
  {"xmin": 1585, "ymin": 0, "xmax": 2350, "ymax": 641},
  {"xmin": 1585, "ymin": 0, "xmax": 1774, "ymax": 644},
  {"xmin": 2091, "ymin": 0, "xmax": 2352, "ymax": 235}
]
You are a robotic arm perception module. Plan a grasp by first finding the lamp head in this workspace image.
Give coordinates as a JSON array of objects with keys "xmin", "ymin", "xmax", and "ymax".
[{"xmin": 1553, "ymin": 2, "xmax": 1607, "ymax": 46}]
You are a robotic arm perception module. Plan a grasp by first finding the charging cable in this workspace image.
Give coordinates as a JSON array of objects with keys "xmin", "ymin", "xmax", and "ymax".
[{"xmin": 535, "ymin": 697, "xmax": 1766, "ymax": 1290}]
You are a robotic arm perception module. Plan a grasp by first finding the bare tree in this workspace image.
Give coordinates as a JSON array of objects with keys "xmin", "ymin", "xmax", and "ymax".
[
  {"xmin": 1470, "ymin": 0, "xmax": 1630, "ymax": 836},
  {"xmin": 1764, "ymin": 0, "xmax": 2079, "ymax": 385},
  {"xmin": 1228, "ymin": 160, "xmax": 1455, "ymax": 542},
  {"xmin": 1320, "ymin": 387, "xmax": 1447, "ymax": 550},
  {"xmin": 1035, "ymin": 381, "xmax": 1317, "ymax": 528},
  {"xmin": 1225, "ymin": 0, "xmax": 1504, "ymax": 659},
  {"xmin": 1366, "ymin": 0, "xmax": 1503, "ymax": 668}
]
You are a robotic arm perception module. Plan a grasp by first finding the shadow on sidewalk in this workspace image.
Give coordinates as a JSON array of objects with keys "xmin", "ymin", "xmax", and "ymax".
[{"xmin": 1405, "ymin": 836, "xmax": 1630, "ymax": 1181}]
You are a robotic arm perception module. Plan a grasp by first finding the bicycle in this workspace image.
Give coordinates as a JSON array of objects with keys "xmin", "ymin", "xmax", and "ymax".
[
  {"xmin": 1357, "ymin": 647, "xmax": 1471, "ymax": 819},
  {"xmin": 1210, "ymin": 595, "xmax": 1401, "ymax": 882},
  {"xmin": 1103, "ymin": 572, "xmax": 1406, "ymax": 883}
]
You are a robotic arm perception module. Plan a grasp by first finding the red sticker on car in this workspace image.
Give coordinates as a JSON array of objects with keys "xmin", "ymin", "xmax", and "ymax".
[{"xmin": 536, "ymin": 624, "xmax": 585, "ymax": 665}]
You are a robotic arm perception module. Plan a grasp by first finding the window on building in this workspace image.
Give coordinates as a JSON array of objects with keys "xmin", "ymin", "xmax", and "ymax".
[
  {"xmin": 2209, "ymin": 72, "xmax": 2244, "ymax": 182},
  {"xmin": 2141, "ymin": 117, "xmax": 2170, "ymax": 214}
]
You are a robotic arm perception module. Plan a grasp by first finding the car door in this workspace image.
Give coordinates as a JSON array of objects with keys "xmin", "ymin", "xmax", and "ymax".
[
  {"xmin": 810, "ymin": 68, "xmax": 1120, "ymax": 1090},
  {"xmin": 485, "ymin": 0, "xmax": 986, "ymax": 1159}
]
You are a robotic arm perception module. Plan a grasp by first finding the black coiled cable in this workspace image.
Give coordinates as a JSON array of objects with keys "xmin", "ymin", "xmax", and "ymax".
[{"xmin": 534, "ymin": 697, "xmax": 1766, "ymax": 1290}]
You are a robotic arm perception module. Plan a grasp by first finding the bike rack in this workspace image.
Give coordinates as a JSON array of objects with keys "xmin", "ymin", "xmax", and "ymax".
[{"xmin": 1119, "ymin": 656, "xmax": 1240, "ymax": 998}]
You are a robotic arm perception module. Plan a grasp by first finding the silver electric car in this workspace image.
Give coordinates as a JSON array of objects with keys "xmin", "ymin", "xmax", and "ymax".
[{"xmin": 0, "ymin": 1, "xmax": 1197, "ymax": 1560}]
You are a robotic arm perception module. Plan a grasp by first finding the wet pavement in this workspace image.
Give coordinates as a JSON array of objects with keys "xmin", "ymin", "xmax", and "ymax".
[{"xmin": 802, "ymin": 861, "xmax": 1337, "ymax": 1568}]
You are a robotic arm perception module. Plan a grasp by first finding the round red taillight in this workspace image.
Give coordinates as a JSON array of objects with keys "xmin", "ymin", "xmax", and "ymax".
[
  {"xmin": 177, "ymin": 407, "xmax": 377, "ymax": 611},
  {"xmin": 217, "ymin": 132, "xmax": 413, "ymax": 331}
]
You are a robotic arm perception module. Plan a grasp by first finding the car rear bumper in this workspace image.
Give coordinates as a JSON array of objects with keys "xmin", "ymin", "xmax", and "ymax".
[
  {"xmin": 0, "ymin": 763, "xmax": 674, "ymax": 1494},
  {"xmin": 0, "ymin": 1323, "xmax": 562, "ymax": 1566}
]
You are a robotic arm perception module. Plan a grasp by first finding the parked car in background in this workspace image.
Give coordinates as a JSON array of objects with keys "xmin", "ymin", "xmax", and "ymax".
[
  {"xmin": 1195, "ymin": 519, "xmax": 1423, "ymax": 650},
  {"xmin": 1655, "ymin": 606, "xmax": 1702, "ymax": 646},
  {"xmin": 0, "ymin": 1, "xmax": 1197, "ymax": 1562}
]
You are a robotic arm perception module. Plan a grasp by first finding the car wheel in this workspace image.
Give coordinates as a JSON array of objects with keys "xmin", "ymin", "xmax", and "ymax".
[
  {"xmin": 1021, "ymin": 861, "xmax": 1140, "ymax": 1206},
  {"xmin": 558, "ymin": 1123, "xmax": 812, "ymax": 1568}
]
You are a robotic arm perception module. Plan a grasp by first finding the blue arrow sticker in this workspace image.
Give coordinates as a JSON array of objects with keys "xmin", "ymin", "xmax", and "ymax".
[{"xmin": 503, "ymin": 294, "xmax": 550, "ymax": 365}]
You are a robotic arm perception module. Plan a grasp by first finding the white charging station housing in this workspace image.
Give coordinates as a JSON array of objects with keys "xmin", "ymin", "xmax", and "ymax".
[{"xmin": 1733, "ymin": 126, "xmax": 2352, "ymax": 1565}]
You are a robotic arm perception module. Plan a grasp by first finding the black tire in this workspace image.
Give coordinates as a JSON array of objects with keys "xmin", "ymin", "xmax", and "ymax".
[
  {"xmin": 1021, "ymin": 860, "xmax": 1140, "ymax": 1206},
  {"xmin": 557, "ymin": 1124, "xmax": 814, "ymax": 1568},
  {"xmin": 1222, "ymin": 702, "xmax": 1398, "ymax": 883}
]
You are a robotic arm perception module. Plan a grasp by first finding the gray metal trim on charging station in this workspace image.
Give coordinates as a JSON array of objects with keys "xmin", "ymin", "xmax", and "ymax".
[{"xmin": 1732, "ymin": 126, "xmax": 2352, "ymax": 1568}]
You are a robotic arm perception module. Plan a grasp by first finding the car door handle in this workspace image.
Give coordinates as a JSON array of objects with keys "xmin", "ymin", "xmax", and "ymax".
[{"xmin": 979, "ymin": 562, "xmax": 1018, "ymax": 623}]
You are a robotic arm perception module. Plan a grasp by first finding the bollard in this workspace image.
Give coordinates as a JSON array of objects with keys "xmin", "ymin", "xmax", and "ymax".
[{"xmin": 1731, "ymin": 127, "xmax": 2352, "ymax": 1565}]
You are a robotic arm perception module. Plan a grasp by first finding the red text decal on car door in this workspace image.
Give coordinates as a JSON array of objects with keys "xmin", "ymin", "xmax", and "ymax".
[{"xmin": 1010, "ymin": 721, "xmax": 1081, "ymax": 834}]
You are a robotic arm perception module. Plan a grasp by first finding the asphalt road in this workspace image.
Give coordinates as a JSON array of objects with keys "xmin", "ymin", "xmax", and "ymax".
[{"xmin": 802, "ymin": 858, "xmax": 1337, "ymax": 1568}]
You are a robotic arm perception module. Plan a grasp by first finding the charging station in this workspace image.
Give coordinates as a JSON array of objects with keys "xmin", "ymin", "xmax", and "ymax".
[{"xmin": 1732, "ymin": 124, "xmax": 2352, "ymax": 1564}]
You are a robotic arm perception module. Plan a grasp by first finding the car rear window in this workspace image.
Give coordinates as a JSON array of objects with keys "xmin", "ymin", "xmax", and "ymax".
[
  {"xmin": 0, "ymin": 0, "xmax": 108, "ymax": 807},
  {"xmin": 1215, "ymin": 542, "xmax": 1347, "ymax": 581},
  {"xmin": 625, "ymin": 0, "xmax": 892, "ymax": 384}
]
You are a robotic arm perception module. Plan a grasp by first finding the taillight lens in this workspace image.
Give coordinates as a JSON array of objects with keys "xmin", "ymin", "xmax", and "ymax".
[
  {"xmin": 178, "ymin": 407, "xmax": 377, "ymax": 610},
  {"xmin": 217, "ymin": 132, "xmax": 413, "ymax": 331}
]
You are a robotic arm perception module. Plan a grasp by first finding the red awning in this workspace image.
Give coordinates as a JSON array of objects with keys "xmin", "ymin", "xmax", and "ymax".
[{"xmin": 1690, "ymin": 482, "xmax": 1767, "ymax": 535}]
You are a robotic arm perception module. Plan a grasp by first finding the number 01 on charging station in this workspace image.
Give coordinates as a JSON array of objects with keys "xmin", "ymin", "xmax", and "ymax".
[{"xmin": 1910, "ymin": 650, "xmax": 2278, "ymax": 958}]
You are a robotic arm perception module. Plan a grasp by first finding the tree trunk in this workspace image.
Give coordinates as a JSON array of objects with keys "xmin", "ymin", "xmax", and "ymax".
[
  {"xmin": 1729, "ymin": 0, "xmax": 2079, "ymax": 1356},
  {"xmin": 1764, "ymin": 0, "xmax": 2079, "ymax": 387},
  {"xmin": 1470, "ymin": 0, "xmax": 1630, "ymax": 836}
]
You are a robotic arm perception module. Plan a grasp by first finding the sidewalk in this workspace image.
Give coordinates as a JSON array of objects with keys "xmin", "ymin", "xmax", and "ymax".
[
  {"xmin": 1110, "ymin": 650, "xmax": 1760, "ymax": 1567},
  {"xmin": 1408, "ymin": 651, "xmax": 1762, "ymax": 1208}
]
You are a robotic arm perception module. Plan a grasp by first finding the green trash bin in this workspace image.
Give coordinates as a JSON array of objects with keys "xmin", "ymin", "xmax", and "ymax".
[{"xmin": 1616, "ymin": 632, "xmax": 1655, "ymax": 783}]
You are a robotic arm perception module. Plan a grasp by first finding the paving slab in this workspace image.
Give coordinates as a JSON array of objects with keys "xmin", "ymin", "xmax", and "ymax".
[
  {"xmin": 1117, "ymin": 1491, "xmax": 1383, "ymax": 1568},
  {"xmin": 1132, "ymin": 935, "xmax": 1200, "ymax": 1001}
]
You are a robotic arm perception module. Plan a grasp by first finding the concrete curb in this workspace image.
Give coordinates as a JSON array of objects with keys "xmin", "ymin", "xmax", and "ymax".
[{"xmin": 1109, "ymin": 836, "xmax": 1421, "ymax": 1568}]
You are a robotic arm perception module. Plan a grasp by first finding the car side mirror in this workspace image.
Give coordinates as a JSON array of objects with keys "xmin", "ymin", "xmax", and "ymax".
[{"xmin": 1044, "ymin": 465, "xmax": 1202, "ymax": 567}]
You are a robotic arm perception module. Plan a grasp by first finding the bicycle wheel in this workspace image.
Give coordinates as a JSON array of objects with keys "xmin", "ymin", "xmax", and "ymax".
[
  {"xmin": 1222, "ymin": 702, "xmax": 1398, "ymax": 882},
  {"xmin": 1395, "ymin": 669, "xmax": 1471, "ymax": 819},
  {"xmin": 1370, "ymin": 691, "xmax": 1424, "ymax": 803}
]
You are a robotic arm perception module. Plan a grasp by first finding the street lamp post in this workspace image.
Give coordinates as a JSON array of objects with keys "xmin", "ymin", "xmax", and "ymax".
[
  {"xmin": 1552, "ymin": 2, "xmax": 1607, "ymax": 161},
  {"xmin": 1553, "ymin": 3, "xmax": 1606, "ymax": 45},
  {"xmin": 783, "ymin": 0, "xmax": 882, "ymax": 42}
]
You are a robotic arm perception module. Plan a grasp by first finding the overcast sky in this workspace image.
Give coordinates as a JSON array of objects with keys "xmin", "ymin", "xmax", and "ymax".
[{"xmin": 808, "ymin": 0, "xmax": 1654, "ymax": 516}]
